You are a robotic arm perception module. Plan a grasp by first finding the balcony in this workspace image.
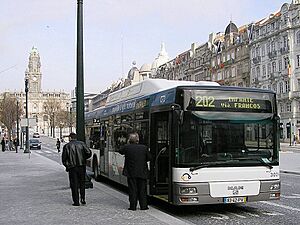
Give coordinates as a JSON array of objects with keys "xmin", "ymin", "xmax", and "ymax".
[
  {"xmin": 268, "ymin": 51, "xmax": 277, "ymax": 59},
  {"xmin": 277, "ymin": 92, "xmax": 290, "ymax": 99},
  {"xmin": 252, "ymin": 56, "xmax": 261, "ymax": 64},
  {"xmin": 280, "ymin": 47, "xmax": 289, "ymax": 54},
  {"xmin": 292, "ymin": 91, "xmax": 300, "ymax": 98}
]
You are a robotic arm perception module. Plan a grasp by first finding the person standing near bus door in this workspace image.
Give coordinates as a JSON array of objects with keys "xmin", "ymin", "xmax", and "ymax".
[
  {"xmin": 56, "ymin": 138, "xmax": 61, "ymax": 153},
  {"xmin": 62, "ymin": 133, "xmax": 92, "ymax": 206},
  {"xmin": 119, "ymin": 132, "xmax": 152, "ymax": 210}
]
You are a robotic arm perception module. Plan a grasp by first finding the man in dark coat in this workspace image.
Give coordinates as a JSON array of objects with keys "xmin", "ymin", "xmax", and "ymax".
[
  {"xmin": 1, "ymin": 138, "xmax": 5, "ymax": 152},
  {"xmin": 119, "ymin": 132, "xmax": 152, "ymax": 210},
  {"xmin": 62, "ymin": 133, "xmax": 92, "ymax": 206}
]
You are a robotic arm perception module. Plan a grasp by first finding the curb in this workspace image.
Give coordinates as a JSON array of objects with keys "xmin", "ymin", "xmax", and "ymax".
[{"xmin": 280, "ymin": 170, "xmax": 300, "ymax": 175}]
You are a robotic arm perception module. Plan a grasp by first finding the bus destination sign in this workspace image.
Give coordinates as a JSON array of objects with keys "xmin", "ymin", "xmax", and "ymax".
[{"xmin": 186, "ymin": 91, "xmax": 273, "ymax": 113}]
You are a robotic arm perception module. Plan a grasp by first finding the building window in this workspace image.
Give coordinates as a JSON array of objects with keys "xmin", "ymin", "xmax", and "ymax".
[
  {"xmin": 280, "ymin": 104, "xmax": 284, "ymax": 112},
  {"xmin": 262, "ymin": 44, "xmax": 265, "ymax": 56},
  {"xmin": 272, "ymin": 61, "xmax": 276, "ymax": 72},
  {"xmin": 297, "ymin": 31, "xmax": 300, "ymax": 44},
  {"xmin": 266, "ymin": 42, "xmax": 270, "ymax": 53},
  {"xmin": 252, "ymin": 49, "xmax": 256, "ymax": 58},
  {"xmin": 286, "ymin": 103, "xmax": 291, "ymax": 112},
  {"xmin": 267, "ymin": 63, "xmax": 271, "ymax": 75},
  {"xmin": 273, "ymin": 83, "xmax": 277, "ymax": 93},
  {"xmin": 271, "ymin": 41, "xmax": 276, "ymax": 51},
  {"xmin": 285, "ymin": 80, "xmax": 290, "ymax": 92},
  {"xmin": 283, "ymin": 36, "xmax": 289, "ymax": 48},
  {"xmin": 256, "ymin": 47, "xmax": 260, "ymax": 56},
  {"xmin": 232, "ymin": 67, "xmax": 236, "ymax": 77},
  {"xmin": 256, "ymin": 67, "xmax": 260, "ymax": 77},
  {"xmin": 279, "ymin": 82, "xmax": 284, "ymax": 93},
  {"xmin": 284, "ymin": 57, "xmax": 289, "ymax": 69},
  {"xmin": 252, "ymin": 68, "xmax": 256, "ymax": 78},
  {"xmin": 262, "ymin": 65, "xmax": 266, "ymax": 77},
  {"xmin": 278, "ymin": 59, "xmax": 282, "ymax": 71},
  {"xmin": 297, "ymin": 55, "xmax": 300, "ymax": 67}
]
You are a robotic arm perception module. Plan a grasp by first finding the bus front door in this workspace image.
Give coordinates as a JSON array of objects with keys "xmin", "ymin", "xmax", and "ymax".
[{"xmin": 150, "ymin": 111, "xmax": 171, "ymax": 202}]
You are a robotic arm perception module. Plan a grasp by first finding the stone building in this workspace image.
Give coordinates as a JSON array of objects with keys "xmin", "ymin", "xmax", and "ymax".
[
  {"xmin": 1, "ymin": 47, "xmax": 70, "ymax": 136},
  {"xmin": 249, "ymin": 0, "xmax": 300, "ymax": 141},
  {"xmin": 154, "ymin": 21, "xmax": 251, "ymax": 88},
  {"xmin": 210, "ymin": 22, "xmax": 250, "ymax": 87}
]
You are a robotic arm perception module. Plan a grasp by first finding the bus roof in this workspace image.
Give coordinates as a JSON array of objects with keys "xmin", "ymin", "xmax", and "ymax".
[{"xmin": 106, "ymin": 79, "xmax": 219, "ymax": 106}]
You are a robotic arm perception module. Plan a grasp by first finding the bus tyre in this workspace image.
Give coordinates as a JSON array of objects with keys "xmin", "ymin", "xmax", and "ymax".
[{"xmin": 93, "ymin": 159, "xmax": 100, "ymax": 181}]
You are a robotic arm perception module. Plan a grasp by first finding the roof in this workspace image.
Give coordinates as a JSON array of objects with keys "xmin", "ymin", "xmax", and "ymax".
[{"xmin": 106, "ymin": 78, "xmax": 219, "ymax": 105}]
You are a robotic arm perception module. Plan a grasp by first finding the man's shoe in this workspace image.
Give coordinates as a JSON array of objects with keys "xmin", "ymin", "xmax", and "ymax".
[
  {"xmin": 80, "ymin": 200, "xmax": 86, "ymax": 205},
  {"xmin": 128, "ymin": 208, "xmax": 136, "ymax": 211},
  {"xmin": 140, "ymin": 207, "xmax": 149, "ymax": 210},
  {"xmin": 72, "ymin": 203, "xmax": 80, "ymax": 206}
]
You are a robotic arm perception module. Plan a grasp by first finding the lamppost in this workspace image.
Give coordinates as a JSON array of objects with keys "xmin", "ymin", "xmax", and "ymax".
[
  {"xmin": 52, "ymin": 113, "xmax": 55, "ymax": 138},
  {"xmin": 69, "ymin": 107, "xmax": 72, "ymax": 133},
  {"xmin": 24, "ymin": 76, "xmax": 30, "ymax": 153},
  {"xmin": 16, "ymin": 99, "xmax": 19, "ymax": 153},
  {"xmin": 76, "ymin": 0, "xmax": 85, "ymax": 142},
  {"xmin": 288, "ymin": 119, "xmax": 292, "ymax": 146}
]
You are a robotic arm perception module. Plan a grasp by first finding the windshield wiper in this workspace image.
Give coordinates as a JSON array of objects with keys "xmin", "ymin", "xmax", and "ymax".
[
  {"xmin": 234, "ymin": 157, "xmax": 273, "ymax": 169},
  {"xmin": 190, "ymin": 162, "xmax": 228, "ymax": 172}
]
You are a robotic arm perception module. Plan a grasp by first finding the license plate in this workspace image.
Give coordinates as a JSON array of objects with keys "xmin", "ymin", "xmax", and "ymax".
[{"xmin": 223, "ymin": 197, "xmax": 247, "ymax": 203}]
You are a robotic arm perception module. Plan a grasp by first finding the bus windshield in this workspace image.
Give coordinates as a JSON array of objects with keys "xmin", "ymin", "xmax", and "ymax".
[{"xmin": 176, "ymin": 111, "xmax": 279, "ymax": 168}]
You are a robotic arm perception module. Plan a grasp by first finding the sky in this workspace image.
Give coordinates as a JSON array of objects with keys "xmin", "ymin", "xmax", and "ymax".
[{"xmin": 0, "ymin": 0, "xmax": 289, "ymax": 94}]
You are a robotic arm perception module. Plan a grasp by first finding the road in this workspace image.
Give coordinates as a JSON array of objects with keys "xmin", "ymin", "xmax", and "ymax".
[{"xmin": 34, "ymin": 135, "xmax": 300, "ymax": 225}]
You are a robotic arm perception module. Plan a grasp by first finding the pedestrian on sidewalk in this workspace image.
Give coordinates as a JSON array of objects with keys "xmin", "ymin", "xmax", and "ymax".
[
  {"xmin": 13, "ymin": 138, "xmax": 18, "ymax": 153},
  {"xmin": 62, "ymin": 132, "xmax": 92, "ymax": 206},
  {"xmin": 119, "ymin": 132, "xmax": 152, "ymax": 211},
  {"xmin": 56, "ymin": 138, "xmax": 61, "ymax": 153},
  {"xmin": 1, "ymin": 138, "xmax": 5, "ymax": 152}
]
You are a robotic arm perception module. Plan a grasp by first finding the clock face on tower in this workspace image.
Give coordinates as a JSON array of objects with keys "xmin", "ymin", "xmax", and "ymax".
[{"xmin": 32, "ymin": 76, "xmax": 37, "ymax": 81}]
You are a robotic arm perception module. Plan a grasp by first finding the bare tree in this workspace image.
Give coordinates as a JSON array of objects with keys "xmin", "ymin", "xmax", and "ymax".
[
  {"xmin": 55, "ymin": 109, "xmax": 69, "ymax": 138},
  {"xmin": 0, "ymin": 93, "xmax": 23, "ymax": 139},
  {"xmin": 43, "ymin": 97, "xmax": 61, "ymax": 138}
]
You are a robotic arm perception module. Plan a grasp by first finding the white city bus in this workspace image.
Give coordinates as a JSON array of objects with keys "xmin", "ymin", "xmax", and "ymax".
[{"xmin": 85, "ymin": 79, "xmax": 280, "ymax": 205}]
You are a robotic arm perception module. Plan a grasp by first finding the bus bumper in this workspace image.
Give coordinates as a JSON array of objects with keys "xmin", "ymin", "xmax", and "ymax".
[{"xmin": 172, "ymin": 180, "xmax": 280, "ymax": 205}]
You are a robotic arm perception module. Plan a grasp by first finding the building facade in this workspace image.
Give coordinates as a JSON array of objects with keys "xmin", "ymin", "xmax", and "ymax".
[
  {"xmin": 249, "ymin": 1, "xmax": 300, "ymax": 141},
  {"xmin": 1, "ymin": 47, "xmax": 70, "ymax": 136}
]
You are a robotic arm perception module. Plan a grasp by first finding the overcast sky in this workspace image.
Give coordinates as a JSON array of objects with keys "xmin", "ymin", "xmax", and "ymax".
[{"xmin": 0, "ymin": 0, "xmax": 288, "ymax": 94}]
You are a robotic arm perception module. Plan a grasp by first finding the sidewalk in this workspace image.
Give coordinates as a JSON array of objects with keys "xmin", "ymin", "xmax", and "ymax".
[
  {"xmin": 279, "ymin": 142, "xmax": 300, "ymax": 175},
  {"xmin": 0, "ymin": 151, "xmax": 190, "ymax": 225},
  {"xmin": 280, "ymin": 142, "xmax": 300, "ymax": 151}
]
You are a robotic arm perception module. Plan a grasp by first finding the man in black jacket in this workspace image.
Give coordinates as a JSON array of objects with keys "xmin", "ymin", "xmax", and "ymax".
[
  {"xmin": 62, "ymin": 133, "xmax": 92, "ymax": 206},
  {"xmin": 119, "ymin": 132, "xmax": 152, "ymax": 210}
]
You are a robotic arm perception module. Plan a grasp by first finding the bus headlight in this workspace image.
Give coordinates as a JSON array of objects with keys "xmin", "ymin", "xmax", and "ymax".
[
  {"xmin": 180, "ymin": 187, "xmax": 197, "ymax": 194},
  {"xmin": 270, "ymin": 183, "xmax": 280, "ymax": 191}
]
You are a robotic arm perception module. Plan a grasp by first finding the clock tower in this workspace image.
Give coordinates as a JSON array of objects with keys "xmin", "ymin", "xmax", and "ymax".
[{"xmin": 25, "ymin": 46, "xmax": 42, "ymax": 93}]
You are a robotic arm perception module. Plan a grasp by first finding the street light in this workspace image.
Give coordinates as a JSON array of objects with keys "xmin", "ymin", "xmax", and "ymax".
[
  {"xmin": 16, "ymin": 98, "xmax": 19, "ymax": 153},
  {"xmin": 24, "ymin": 76, "xmax": 30, "ymax": 153},
  {"xmin": 69, "ymin": 106, "xmax": 72, "ymax": 133},
  {"xmin": 76, "ymin": 0, "xmax": 85, "ymax": 142}
]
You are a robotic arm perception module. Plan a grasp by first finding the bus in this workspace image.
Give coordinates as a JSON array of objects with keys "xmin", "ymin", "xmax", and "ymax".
[{"xmin": 85, "ymin": 79, "xmax": 280, "ymax": 205}]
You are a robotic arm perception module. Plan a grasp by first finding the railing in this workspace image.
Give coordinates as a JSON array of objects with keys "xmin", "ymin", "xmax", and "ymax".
[
  {"xmin": 268, "ymin": 51, "xmax": 277, "ymax": 59},
  {"xmin": 252, "ymin": 56, "xmax": 261, "ymax": 64},
  {"xmin": 280, "ymin": 47, "xmax": 289, "ymax": 54}
]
